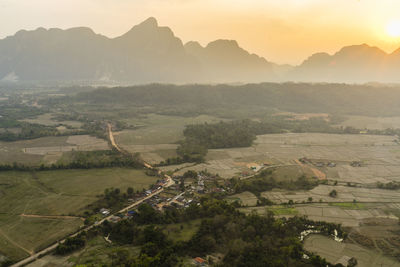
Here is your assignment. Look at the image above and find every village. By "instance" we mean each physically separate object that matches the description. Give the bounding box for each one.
[98,170,229,226]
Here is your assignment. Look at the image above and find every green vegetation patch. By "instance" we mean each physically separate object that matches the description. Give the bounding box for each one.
[268,206,299,215]
[226,191,258,206]
[162,219,202,242]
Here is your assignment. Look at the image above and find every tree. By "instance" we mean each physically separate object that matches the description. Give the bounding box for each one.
[348,257,358,267]
[127,187,134,196]
[329,190,338,198]
[183,170,198,178]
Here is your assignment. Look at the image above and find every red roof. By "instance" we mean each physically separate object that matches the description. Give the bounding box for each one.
[194,257,206,263]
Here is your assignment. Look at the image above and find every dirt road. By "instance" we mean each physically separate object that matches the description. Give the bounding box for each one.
[11,124,174,267]
[108,123,123,153]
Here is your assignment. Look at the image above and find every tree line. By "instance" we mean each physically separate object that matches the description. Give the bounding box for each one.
[0,151,143,172]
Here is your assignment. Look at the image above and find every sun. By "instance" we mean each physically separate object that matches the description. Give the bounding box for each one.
[386,20,400,38]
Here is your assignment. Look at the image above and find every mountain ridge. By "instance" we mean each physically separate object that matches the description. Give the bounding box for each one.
[1,17,399,83]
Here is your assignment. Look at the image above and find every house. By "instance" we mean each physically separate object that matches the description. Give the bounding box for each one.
[197,186,205,194]
[99,208,110,216]
[315,162,325,167]
[127,210,136,217]
[108,216,121,223]
[350,161,362,167]
[193,257,207,266]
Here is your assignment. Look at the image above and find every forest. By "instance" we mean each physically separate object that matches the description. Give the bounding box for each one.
[56,198,346,266]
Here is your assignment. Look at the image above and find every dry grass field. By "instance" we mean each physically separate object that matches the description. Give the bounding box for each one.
[226,191,258,206]
[338,115,400,130]
[171,133,400,183]
[0,168,157,262]
[304,235,400,267]
[0,135,110,165]
[262,185,400,204]
[21,113,83,128]
[115,114,225,163]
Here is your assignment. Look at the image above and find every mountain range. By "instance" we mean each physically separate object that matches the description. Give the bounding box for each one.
[0,17,399,84]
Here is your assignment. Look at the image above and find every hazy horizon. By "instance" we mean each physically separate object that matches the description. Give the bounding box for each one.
[1,0,400,64]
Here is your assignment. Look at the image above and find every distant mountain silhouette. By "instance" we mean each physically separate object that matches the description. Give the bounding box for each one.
[291,44,400,83]
[0,18,399,83]
[185,40,276,82]
[0,17,276,83]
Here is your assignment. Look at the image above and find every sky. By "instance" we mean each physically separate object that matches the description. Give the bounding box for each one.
[1,0,400,65]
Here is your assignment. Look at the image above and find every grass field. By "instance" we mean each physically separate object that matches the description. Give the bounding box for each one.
[162,219,201,242]
[117,114,224,146]
[170,133,400,183]
[21,113,83,128]
[226,191,258,206]
[0,135,109,165]
[239,205,299,216]
[304,234,400,267]
[338,115,400,130]
[0,168,157,262]
[115,114,225,163]
[262,185,400,204]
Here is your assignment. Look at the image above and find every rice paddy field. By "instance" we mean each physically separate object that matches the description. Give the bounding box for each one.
[262,185,400,204]
[338,115,400,130]
[0,135,110,165]
[115,114,226,163]
[21,113,83,128]
[0,168,157,262]
[168,133,400,183]
[304,235,400,267]
[226,191,258,206]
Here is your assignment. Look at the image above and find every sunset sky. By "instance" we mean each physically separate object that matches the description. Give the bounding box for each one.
[1,0,400,64]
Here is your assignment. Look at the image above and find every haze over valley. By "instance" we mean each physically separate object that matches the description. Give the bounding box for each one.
[2,1,400,267]
[2,17,400,84]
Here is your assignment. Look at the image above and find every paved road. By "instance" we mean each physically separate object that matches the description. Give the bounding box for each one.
[11,124,174,267]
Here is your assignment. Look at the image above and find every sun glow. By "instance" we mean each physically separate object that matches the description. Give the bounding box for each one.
[386,20,400,38]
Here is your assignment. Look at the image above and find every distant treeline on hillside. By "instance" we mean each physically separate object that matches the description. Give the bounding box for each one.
[71,83,400,117]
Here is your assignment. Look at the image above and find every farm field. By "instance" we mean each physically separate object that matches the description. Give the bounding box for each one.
[21,113,83,128]
[338,115,400,130]
[0,135,110,165]
[226,191,258,206]
[0,168,157,262]
[169,133,400,183]
[116,114,225,163]
[239,206,299,216]
[262,185,400,204]
[162,219,202,242]
[304,234,400,267]
[241,202,399,227]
